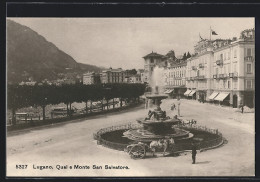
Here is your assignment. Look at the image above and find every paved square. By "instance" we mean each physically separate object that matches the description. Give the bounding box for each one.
[7,99,254,176]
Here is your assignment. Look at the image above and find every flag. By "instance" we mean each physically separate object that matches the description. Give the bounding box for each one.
[212,30,218,35]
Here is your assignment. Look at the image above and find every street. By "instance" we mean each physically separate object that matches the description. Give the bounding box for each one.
[7,99,254,176]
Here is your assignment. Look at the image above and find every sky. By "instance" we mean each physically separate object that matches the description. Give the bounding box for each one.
[8,18,254,69]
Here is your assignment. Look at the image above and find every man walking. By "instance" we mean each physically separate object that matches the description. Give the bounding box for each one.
[191,143,197,164]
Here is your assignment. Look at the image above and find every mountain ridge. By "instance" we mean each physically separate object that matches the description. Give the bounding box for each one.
[7,19,104,83]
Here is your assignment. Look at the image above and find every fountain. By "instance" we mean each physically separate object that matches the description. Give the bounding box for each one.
[123,66,192,142]
[94,66,224,156]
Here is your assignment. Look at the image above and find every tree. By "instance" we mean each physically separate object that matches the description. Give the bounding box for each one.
[183,52,187,60]
[187,52,191,59]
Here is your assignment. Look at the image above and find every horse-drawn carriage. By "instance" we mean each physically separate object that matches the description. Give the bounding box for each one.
[124,138,176,159]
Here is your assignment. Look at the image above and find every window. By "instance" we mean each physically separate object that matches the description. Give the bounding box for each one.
[247,64,252,73]
[234,49,237,58]
[246,80,252,89]
[150,58,154,63]
[247,48,251,56]
[220,54,223,60]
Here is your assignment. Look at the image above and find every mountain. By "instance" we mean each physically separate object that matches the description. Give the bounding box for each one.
[7,19,104,83]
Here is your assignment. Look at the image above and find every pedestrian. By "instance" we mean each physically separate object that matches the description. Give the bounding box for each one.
[177,98,181,117]
[241,105,244,114]
[191,142,197,164]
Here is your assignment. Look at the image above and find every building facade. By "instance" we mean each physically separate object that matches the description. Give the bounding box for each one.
[100,68,126,84]
[83,72,101,85]
[186,28,255,108]
[164,60,187,98]
[186,39,214,101]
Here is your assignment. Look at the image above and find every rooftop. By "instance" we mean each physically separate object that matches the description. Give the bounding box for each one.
[143,51,165,59]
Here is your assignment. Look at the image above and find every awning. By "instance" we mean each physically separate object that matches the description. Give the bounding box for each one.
[184,90,192,96]
[214,92,230,101]
[188,90,196,96]
[208,92,219,100]
[164,89,174,94]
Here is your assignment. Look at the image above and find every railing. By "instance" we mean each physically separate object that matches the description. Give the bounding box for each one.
[229,73,234,78]
[93,122,224,153]
[244,56,254,61]
[218,74,224,79]
[233,72,238,77]
[199,64,204,68]
[192,66,197,70]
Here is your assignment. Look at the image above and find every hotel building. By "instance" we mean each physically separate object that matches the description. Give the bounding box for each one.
[186,28,255,108]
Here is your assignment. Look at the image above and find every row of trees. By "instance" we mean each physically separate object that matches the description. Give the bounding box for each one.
[7,83,146,124]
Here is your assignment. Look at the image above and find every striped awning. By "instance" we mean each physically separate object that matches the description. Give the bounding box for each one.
[188,90,196,96]
[184,90,192,96]
[164,89,174,94]
[208,92,219,100]
[214,92,230,101]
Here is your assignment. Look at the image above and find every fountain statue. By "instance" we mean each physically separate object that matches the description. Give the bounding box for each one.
[123,66,192,141]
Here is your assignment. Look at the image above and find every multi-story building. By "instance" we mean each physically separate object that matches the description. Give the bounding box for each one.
[186,39,215,100]
[164,59,187,98]
[129,74,142,83]
[186,28,255,108]
[83,72,101,85]
[143,52,166,84]
[211,29,255,108]
[100,68,125,84]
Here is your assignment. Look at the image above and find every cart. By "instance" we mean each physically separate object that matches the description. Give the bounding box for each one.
[125,139,176,159]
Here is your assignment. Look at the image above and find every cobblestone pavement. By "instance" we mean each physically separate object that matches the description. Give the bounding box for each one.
[7,99,254,177]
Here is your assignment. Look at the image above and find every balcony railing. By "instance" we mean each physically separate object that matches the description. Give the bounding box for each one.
[192,66,197,70]
[216,60,223,65]
[223,73,228,78]
[244,56,254,61]
[213,74,218,79]
[199,64,204,68]
[229,72,238,78]
[218,74,224,79]
[190,77,194,81]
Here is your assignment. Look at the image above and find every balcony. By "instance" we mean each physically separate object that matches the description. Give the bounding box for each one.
[199,64,204,68]
[223,73,228,78]
[218,74,224,79]
[244,56,254,61]
[190,77,194,81]
[229,72,238,78]
[186,77,190,81]
[216,60,223,66]
[192,66,197,70]
[213,74,218,79]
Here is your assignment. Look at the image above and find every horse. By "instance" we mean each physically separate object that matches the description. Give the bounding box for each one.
[150,138,175,156]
